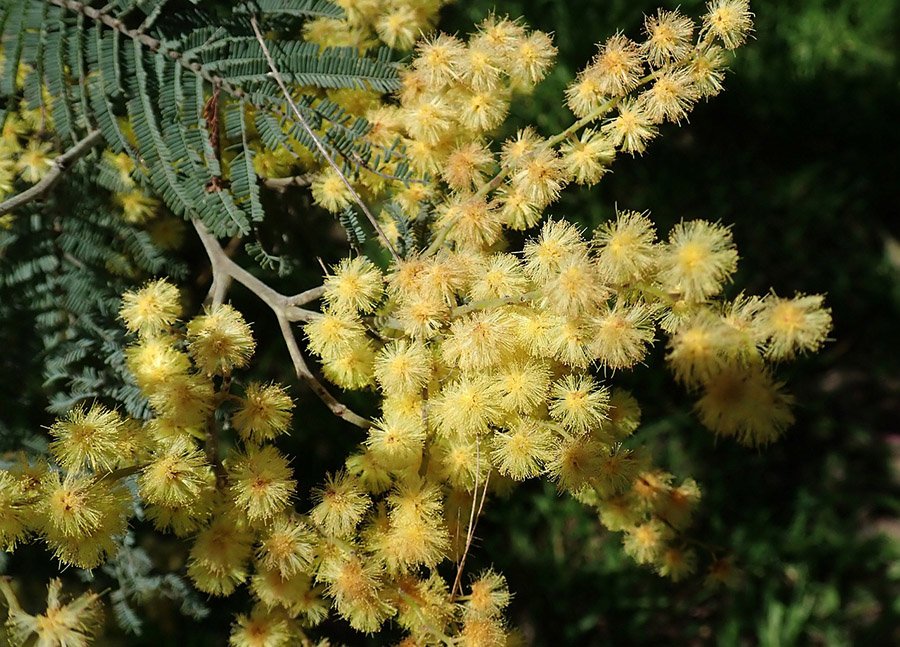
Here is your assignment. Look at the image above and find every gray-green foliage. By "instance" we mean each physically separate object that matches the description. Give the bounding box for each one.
[0,0,401,236]
[95,531,210,636]
[0,0,403,439]
[0,176,183,446]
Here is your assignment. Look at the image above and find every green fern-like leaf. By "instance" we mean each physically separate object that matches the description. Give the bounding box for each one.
[0,0,401,237]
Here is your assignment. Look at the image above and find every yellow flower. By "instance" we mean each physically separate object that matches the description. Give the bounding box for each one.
[382,479,449,571]
[463,570,510,620]
[366,413,426,469]
[442,142,494,191]
[15,139,54,184]
[591,33,644,96]
[602,97,658,155]
[436,196,503,251]
[187,303,256,375]
[48,403,124,473]
[233,382,294,443]
[139,442,214,508]
[565,68,609,119]
[0,158,16,198]
[0,471,29,551]
[441,309,518,371]
[462,34,505,88]
[546,435,604,492]
[310,471,370,537]
[318,551,394,633]
[467,253,528,301]
[590,301,656,370]
[658,220,738,302]
[404,96,454,145]
[622,519,671,565]
[560,128,616,186]
[229,446,296,523]
[455,86,510,133]
[643,68,700,125]
[695,365,795,447]
[375,4,421,50]
[432,374,504,437]
[496,360,551,415]
[310,167,353,213]
[542,254,606,316]
[549,315,595,368]
[119,279,182,337]
[509,31,557,87]
[391,574,455,640]
[666,308,738,387]
[257,514,316,579]
[657,546,698,582]
[374,339,432,396]
[490,416,554,480]
[229,605,296,647]
[703,0,754,50]
[321,337,377,389]
[523,219,589,283]
[304,309,367,360]
[759,293,832,360]
[115,189,159,223]
[38,474,129,568]
[593,209,659,284]
[146,372,215,427]
[250,568,328,623]
[413,33,465,87]
[642,8,695,67]
[510,144,566,208]
[548,373,610,434]
[188,514,254,596]
[104,150,136,186]
[606,389,642,440]
[691,44,729,98]
[0,578,103,647]
[323,256,384,314]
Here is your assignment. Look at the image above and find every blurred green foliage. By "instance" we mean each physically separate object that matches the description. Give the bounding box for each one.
[438,0,900,644]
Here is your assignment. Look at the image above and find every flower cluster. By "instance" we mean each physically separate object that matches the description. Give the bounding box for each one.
[0,2,835,646]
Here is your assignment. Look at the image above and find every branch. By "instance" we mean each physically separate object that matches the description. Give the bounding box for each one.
[93,463,145,484]
[0,130,103,216]
[276,315,372,429]
[262,174,313,191]
[249,15,400,264]
[451,462,490,599]
[192,220,369,429]
[449,290,542,319]
[289,285,325,306]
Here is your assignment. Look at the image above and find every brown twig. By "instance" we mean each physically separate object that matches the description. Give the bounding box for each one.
[249,15,400,263]
[0,130,103,216]
[276,315,371,428]
[93,463,146,484]
[192,220,369,429]
[451,449,491,598]
[262,174,314,191]
[288,285,325,306]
